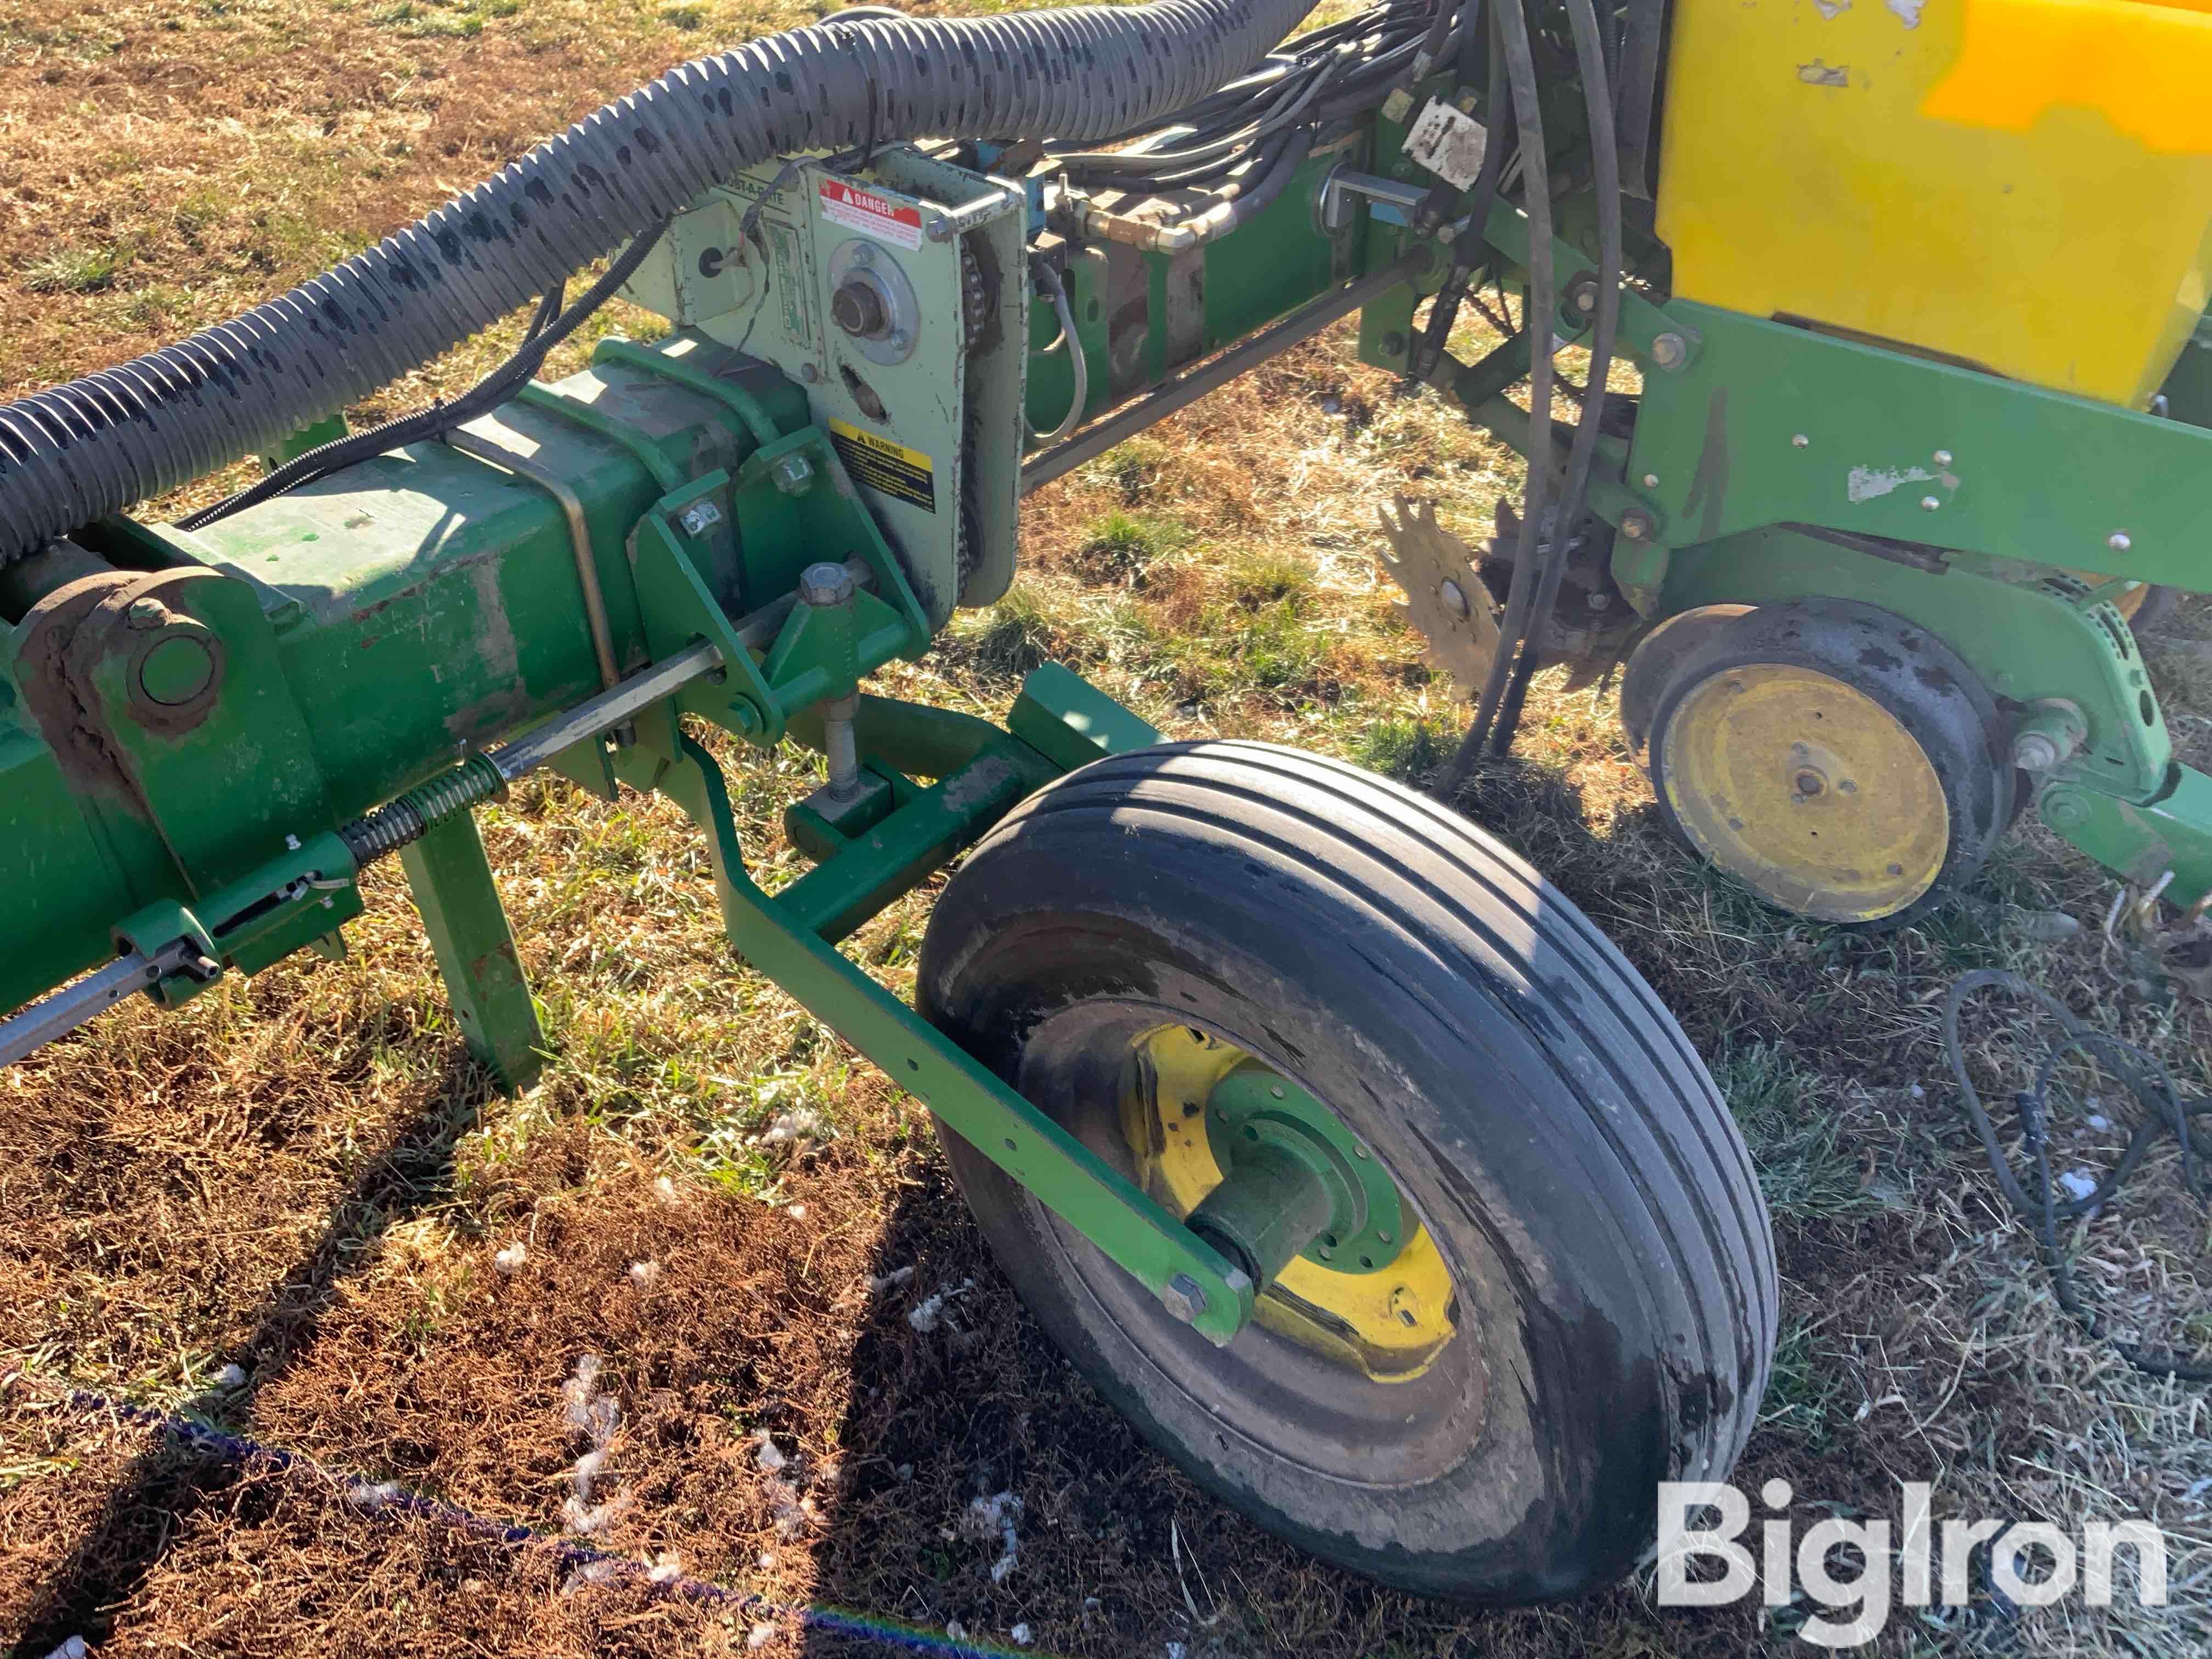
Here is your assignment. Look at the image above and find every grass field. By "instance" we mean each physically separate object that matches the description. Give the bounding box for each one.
[3,2,2210,1655]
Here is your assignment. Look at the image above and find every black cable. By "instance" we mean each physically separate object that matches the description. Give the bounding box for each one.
[1486,0,1620,753]
[1943,969,2212,1383]
[1431,0,1549,801]
[181,224,668,531]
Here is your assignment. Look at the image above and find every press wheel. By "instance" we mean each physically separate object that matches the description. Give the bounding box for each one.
[919,741,1776,1604]
[1646,600,2013,928]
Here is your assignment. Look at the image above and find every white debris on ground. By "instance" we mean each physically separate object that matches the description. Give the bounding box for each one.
[2058,1169,2100,1202]
[1165,1644,1188,1659]
[945,1621,968,1643]
[42,1635,88,1659]
[2087,1113,2113,1131]
[756,1432,815,1537]
[747,1621,778,1649]
[957,1491,1024,1584]
[760,1108,822,1149]
[212,1362,247,1390]
[494,1241,527,1272]
[786,1204,808,1221]
[757,1550,777,1570]
[649,1551,682,1583]
[1011,1622,1034,1646]
[908,1278,976,1334]
[866,1264,915,1296]
[654,1173,681,1205]
[1908,1084,1925,1101]
[560,1556,621,1595]
[629,1259,662,1286]
[343,1479,402,1510]
[561,1353,629,1537]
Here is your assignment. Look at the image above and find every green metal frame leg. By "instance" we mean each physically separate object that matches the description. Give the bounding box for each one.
[399,810,544,1092]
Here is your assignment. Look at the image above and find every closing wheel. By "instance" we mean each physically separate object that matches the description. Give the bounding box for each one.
[1618,603,1753,755]
[1646,600,2013,929]
[918,742,1776,1604]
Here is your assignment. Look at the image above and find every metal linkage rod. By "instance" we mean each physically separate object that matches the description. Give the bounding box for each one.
[0,939,202,1066]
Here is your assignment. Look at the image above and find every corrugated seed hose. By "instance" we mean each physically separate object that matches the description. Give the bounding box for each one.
[0,0,1317,566]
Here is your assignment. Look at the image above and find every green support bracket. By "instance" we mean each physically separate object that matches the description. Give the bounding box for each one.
[1008,662,1165,771]
[2041,765,2212,913]
[399,810,544,1093]
[607,721,1252,1343]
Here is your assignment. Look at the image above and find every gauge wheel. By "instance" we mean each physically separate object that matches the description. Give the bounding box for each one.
[1618,603,1754,755]
[1646,599,2014,929]
[918,741,1776,1604]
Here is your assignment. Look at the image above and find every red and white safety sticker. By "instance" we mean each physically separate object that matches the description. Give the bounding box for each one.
[818,178,924,250]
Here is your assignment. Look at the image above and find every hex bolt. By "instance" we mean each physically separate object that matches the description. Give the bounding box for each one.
[1932,449,1954,467]
[926,215,953,242]
[1160,1273,1208,1325]
[2013,730,2064,772]
[1791,433,1810,449]
[1618,507,1656,542]
[2109,531,2133,553]
[678,499,724,537]
[1920,495,1942,512]
[1642,472,1660,488]
[772,453,815,496]
[1649,332,1688,370]
[799,561,855,609]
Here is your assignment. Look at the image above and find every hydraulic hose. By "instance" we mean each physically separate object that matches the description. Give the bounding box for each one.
[0,0,1318,566]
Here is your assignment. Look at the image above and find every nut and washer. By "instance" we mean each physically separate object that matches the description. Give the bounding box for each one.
[798,560,855,607]
[1159,1273,1208,1324]
[678,500,724,537]
[1618,507,1656,542]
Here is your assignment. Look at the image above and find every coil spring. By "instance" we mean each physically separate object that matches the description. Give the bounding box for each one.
[340,751,506,866]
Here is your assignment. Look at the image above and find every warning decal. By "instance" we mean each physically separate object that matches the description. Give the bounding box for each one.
[830,416,936,513]
[818,178,924,250]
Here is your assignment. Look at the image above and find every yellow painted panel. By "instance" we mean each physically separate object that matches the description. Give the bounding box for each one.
[1656,0,2212,405]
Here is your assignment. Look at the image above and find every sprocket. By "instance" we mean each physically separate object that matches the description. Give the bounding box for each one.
[1376,495,1499,702]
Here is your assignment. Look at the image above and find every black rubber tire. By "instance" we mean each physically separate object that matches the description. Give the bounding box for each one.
[1646,599,2016,932]
[1617,603,1754,757]
[917,741,1776,1605]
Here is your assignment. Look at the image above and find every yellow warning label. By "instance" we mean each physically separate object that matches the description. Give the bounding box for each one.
[828,416,935,514]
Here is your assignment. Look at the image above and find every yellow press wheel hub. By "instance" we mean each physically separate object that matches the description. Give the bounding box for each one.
[1657,662,1949,924]
[1120,1025,1457,1383]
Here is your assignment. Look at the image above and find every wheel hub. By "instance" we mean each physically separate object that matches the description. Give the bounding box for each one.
[1123,1025,1456,1381]
[1660,662,1949,922]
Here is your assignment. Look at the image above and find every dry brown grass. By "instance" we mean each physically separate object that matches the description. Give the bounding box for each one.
[4,2,2211,1655]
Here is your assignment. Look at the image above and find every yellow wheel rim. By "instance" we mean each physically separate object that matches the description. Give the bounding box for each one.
[1119,1025,1457,1383]
[1659,662,1948,923]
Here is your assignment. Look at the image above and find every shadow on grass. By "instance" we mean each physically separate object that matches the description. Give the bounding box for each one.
[12,1056,501,1654]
